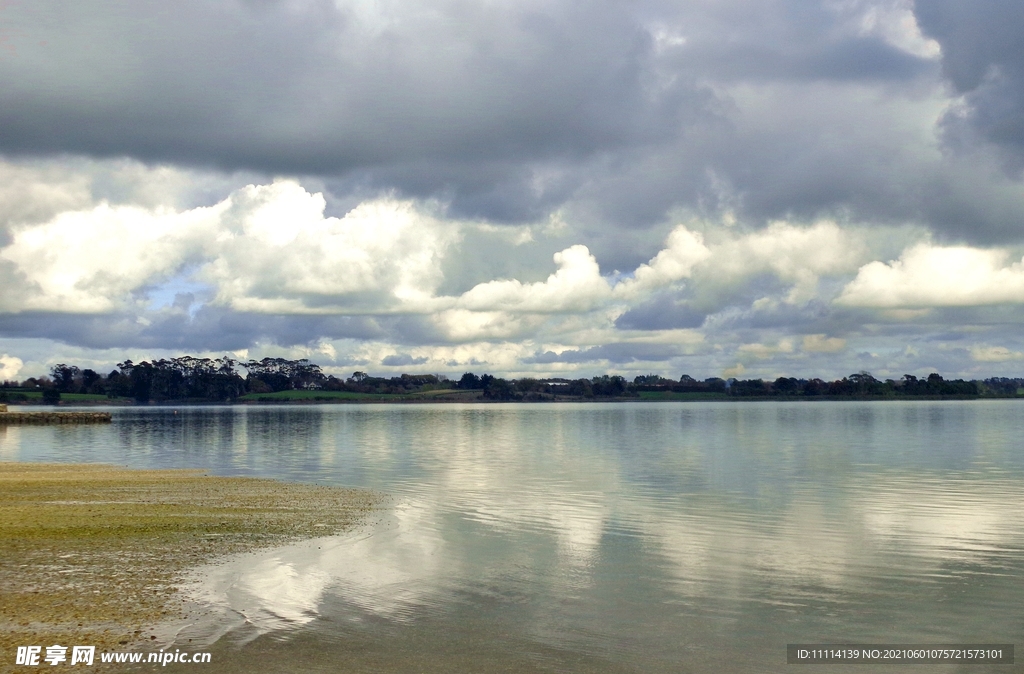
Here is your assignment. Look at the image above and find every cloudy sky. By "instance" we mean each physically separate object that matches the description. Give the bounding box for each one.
[2,0,1024,382]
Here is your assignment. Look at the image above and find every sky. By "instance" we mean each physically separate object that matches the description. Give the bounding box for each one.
[2,0,1024,382]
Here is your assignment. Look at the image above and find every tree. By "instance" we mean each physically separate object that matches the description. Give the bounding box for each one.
[458,372,482,389]
[515,378,543,394]
[483,377,517,400]
[848,371,880,395]
[802,378,827,396]
[81,369,101,393]
[704,378,727,391]
[568,379,593,397]
[773,377,800,394]
[106,370,131,398]
[592,375,628,396]
[244,358,324,392]
[50,364,80,393]
[119,360,154,403]
[730,379,768,396]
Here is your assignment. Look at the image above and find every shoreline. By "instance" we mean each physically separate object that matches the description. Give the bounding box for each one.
[1,393,1002,408]
[0,463,382,670]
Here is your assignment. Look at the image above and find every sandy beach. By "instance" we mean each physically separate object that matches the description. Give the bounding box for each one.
[0,462,381,671]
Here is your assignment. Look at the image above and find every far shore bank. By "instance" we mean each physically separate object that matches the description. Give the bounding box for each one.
[0,393,1002,408]
[0,463,382,671]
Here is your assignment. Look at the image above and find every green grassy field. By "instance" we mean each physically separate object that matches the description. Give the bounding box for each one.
[238,387,486,402]
[2,388,734,405]
[410,388,481,398]
[1,391,120,403]
[636,391,729,401]
[239,390,388,401]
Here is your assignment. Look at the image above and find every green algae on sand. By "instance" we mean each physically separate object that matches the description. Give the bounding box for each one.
[0,462,381,670]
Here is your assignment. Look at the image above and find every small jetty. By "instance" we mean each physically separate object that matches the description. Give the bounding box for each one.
[0,404,112,424]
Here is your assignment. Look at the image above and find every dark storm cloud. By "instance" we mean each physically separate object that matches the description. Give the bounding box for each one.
[681,32,928,84]
[915,0,1024,168]
[325,158,588,225]
[0,0,957,231]
[0,0,686,171]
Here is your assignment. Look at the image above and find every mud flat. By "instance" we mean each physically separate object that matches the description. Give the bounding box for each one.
[0,463,382,670]
[0,404,111,424]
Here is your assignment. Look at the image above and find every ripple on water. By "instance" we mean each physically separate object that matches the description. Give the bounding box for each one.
[5,401,1024,673]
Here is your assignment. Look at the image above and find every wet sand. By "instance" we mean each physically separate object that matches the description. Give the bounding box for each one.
[0,463,381,670]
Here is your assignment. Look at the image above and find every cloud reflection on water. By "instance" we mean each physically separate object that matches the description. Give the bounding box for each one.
[5,402,1024,665]
[177,404,1024,647]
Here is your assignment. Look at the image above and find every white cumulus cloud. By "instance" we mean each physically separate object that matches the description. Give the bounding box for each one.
[738,339,794,359]
[698,220,867,304]
[969,345,1024,362]
[0,354,23,381]
[1,202,220,312]
[614,226,712,298]
[803,334,847,353]
[837,244,1024,308]
[456,245,611,314]
[0,180,460,315]
[202,183,459,313]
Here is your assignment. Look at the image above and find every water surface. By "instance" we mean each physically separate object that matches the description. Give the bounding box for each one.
[3,401,1022,672]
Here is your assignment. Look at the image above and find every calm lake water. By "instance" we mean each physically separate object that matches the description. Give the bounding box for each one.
[3,401,1023,673]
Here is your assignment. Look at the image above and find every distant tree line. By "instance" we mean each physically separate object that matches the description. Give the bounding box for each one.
[3,357,314,403]
[1,357,1020,403]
